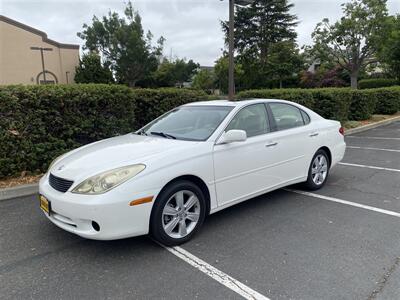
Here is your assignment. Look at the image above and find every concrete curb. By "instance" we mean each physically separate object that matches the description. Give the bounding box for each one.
[0,183,38,201]
[345,115,400,136]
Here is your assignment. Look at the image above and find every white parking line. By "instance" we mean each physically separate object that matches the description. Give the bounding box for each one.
[346,136,400,141]
[347,146,400,153]
[338,162,400,173]
[286,189,400,218]
[160,244,270,300]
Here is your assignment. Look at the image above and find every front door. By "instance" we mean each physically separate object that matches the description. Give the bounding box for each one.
[213,103,282,207]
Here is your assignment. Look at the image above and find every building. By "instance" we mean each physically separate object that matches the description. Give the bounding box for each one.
[0,15,79,85]
[307,59,321,74]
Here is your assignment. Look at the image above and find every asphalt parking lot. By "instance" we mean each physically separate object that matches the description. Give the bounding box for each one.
[1,121,400,300]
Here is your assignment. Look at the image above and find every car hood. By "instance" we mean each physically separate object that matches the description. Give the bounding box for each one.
[50,134,196,180]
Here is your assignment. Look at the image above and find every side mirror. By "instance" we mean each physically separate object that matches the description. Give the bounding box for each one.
[218,130,247,144]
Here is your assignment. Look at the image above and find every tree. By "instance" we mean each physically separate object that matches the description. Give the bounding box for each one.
[379,15,400,80]
[222,0,297,66]
[192,69,215,93]
[221,0,298,90]
[74,52,114,84]
[300,66,347,88]
[268,41,304,88]
[146,58,200,87]
[77,1,164,87]
[214,56,244,93]
[152,59,176,87]
[173,59,199,87]
[311,0,390,89]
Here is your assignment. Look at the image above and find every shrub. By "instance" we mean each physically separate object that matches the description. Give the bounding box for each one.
[237,86,400,121]
[0,85,207,178]
[348,90,377,120]
[365,87,400,115]
[133,88,208,128]
[237,88,351,121]
[358,78,399,89]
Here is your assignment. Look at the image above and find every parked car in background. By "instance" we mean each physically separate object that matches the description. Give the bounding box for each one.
[39,99,346,245]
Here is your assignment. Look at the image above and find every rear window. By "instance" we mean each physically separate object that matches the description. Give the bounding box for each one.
[269,103,305,131]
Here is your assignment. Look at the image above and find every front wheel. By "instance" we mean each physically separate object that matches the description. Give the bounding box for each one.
[304,150,330,190]
[150,180,206,246]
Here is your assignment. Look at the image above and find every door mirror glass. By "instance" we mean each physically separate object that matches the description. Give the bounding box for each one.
[219,130,247,144]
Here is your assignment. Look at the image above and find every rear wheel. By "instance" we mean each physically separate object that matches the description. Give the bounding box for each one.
[304,149,330,190]
[150,180,206,246]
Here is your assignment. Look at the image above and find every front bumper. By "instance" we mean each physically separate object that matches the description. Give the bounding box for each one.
[39,174,159,240]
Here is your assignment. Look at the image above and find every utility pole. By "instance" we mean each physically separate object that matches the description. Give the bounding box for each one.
[223,0,254,100]
[228,0,235,101]
[30,47,53,84]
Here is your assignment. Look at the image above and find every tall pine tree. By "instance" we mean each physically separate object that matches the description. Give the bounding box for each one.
[221,0,299,89]
[223,0,298,66]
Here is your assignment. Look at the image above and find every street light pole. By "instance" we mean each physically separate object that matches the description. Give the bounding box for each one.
[228,0,235,101]
[224,0,254,100]
[30,47,53,84]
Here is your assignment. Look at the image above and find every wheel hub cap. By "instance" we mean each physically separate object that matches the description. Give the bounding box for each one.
[162,190,200,239]
[311,154,328,185]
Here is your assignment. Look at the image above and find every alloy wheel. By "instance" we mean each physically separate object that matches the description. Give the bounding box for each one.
[311,154,328,185]
[162,190,200,239]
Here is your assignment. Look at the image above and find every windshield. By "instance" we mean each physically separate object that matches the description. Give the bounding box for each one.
[139,105,233,141]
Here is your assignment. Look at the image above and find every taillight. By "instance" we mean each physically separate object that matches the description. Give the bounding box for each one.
[339,127,345,136]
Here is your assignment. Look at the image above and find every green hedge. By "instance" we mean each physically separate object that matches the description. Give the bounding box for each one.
[133,88,208,129]
[1,84,399,179]
[237,87,400,121]
[361,87,400,115]
[358,78,399,89]
[0,85,207,178]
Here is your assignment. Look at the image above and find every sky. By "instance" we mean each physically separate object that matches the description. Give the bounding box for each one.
[2,0,400,66]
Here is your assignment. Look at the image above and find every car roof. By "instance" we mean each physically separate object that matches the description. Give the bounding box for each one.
[183,99,294,108]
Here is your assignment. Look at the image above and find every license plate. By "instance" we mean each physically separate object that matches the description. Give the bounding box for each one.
[39,195,51,215]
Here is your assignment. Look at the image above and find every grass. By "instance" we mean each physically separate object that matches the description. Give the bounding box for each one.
[0,173,43,189]
[343,113,400,130]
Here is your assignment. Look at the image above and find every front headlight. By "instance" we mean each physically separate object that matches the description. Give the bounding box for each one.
[71,164,146,195]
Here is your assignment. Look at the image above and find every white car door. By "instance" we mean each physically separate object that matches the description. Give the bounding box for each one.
[213,103,283,207]
[265,102,315,181]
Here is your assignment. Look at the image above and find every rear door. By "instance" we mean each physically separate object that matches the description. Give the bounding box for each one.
[265,102,315,180]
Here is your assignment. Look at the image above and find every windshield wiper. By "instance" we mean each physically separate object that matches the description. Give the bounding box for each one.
[150,131,176,139]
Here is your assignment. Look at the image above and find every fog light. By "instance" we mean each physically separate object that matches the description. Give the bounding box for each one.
[92,221,100,232]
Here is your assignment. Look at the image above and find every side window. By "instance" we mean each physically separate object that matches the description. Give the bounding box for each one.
[226,104,270,138]
[269,103,305,131]
[300,110,311,125]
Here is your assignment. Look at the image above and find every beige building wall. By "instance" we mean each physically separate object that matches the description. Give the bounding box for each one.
[0,15,79,85]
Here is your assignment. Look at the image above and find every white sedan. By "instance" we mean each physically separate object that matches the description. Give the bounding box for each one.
[39,99,346,245]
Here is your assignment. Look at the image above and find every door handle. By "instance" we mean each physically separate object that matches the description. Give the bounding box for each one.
[265,142,278,147]
[309,132,319,137]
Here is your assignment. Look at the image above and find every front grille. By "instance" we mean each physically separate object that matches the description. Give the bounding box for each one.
[49,173,74,193]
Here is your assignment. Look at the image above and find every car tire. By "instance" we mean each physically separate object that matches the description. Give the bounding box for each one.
[304,149,330,191]
[150,180,206,246]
